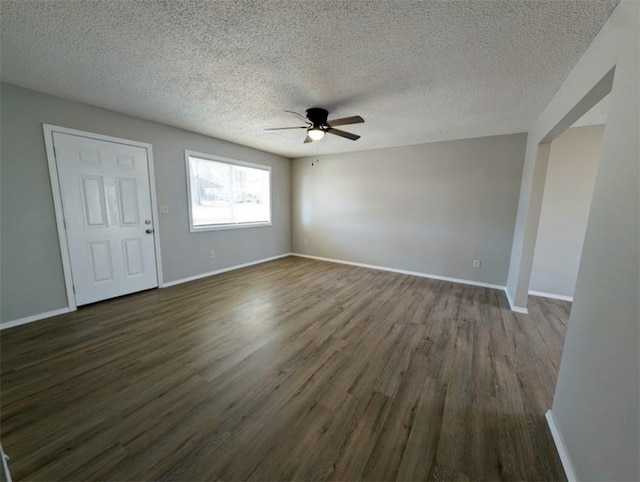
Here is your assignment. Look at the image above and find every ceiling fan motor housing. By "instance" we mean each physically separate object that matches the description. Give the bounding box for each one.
[306,107,329,128]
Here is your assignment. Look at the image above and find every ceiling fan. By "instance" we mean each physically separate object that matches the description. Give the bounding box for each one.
[265,108,364,143]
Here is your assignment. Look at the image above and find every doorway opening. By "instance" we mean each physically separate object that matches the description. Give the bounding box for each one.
[528,95,609,304]
[507,66,616,313]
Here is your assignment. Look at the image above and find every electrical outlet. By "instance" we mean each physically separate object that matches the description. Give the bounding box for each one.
[304,238,308,245]
[210,249,216,259]
[159,204,169,214]
[473,260,481,269]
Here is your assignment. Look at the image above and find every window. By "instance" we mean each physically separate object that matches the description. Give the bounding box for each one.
[186,151,271,231]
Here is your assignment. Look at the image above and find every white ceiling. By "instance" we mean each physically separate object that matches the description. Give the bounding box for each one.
[1,0,618,158]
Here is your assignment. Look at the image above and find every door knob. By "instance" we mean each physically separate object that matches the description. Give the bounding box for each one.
[146,229,154,234]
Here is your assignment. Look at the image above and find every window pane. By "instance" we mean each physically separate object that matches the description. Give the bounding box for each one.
[188,154,271,229]
[232,165,270,224]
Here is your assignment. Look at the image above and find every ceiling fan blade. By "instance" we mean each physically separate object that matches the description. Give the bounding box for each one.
[304,135,313,143]
[327,127,360,141]
[264,126,308,130]
[285,110,311,123]
[327,115,364,127]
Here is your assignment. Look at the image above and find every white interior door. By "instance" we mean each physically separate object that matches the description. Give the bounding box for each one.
[53,132,158,306]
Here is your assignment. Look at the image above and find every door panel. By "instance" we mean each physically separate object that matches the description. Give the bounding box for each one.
[81,175,108,227]
[122,238,144,277]
[88,241,114,282]
[77,148,101,165]
[116,178,140,226]
[53,132,158,306]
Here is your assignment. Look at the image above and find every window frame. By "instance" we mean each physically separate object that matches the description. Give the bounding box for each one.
[184,149,273,232]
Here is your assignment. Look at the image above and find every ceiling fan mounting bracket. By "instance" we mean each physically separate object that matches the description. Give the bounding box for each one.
[305,107,329,126]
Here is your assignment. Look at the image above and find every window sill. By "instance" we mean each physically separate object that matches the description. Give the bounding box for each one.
[190,222,272,233]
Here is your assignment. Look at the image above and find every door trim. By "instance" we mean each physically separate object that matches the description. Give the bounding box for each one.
[42,124,164,311]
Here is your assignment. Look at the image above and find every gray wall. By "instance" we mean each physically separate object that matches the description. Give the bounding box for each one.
[291,134,526,286]
[551,2,639,478]
[0,83,291,323]
[529,125,603,298]
[505,0,638,479]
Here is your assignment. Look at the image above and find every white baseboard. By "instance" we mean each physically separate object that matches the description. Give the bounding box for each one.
[291,253,506,291]
[161,253,292,288]
[1,254,525,329]
[529,290,574,302]
[546,410,577,482]
[0,255,292,329]
[504,288,529,314]
[1,441,12,482]
[0,444,11,482]
[0,306,73,331]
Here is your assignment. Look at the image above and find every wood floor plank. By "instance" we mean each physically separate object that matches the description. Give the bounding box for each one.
[395,375,446,481]
[0,257,567,481]
[361,352,431,481]
[328,391,392,481]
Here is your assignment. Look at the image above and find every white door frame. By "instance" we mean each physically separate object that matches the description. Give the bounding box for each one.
[42,124,164,311]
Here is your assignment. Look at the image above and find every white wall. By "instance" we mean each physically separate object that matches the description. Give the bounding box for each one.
[0,84,291,323]
[529,125,603,299]
[291,133,526,286]
[506,1,638,479]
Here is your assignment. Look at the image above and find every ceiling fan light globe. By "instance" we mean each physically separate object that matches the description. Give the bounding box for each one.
[308,128,325,141]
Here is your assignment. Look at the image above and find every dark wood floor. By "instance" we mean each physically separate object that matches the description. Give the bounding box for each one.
[0,256,569,481]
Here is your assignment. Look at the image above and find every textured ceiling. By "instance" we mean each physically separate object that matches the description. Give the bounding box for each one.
[1,0,618,158]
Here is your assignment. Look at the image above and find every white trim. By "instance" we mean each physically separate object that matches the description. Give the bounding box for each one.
[190,221,273,232]
[42,124,164,311]
[1,254,291,327]
[0,307,72,331]
[1,441,12,482]
[184,149,273,233]
[291,253,506,290]
[546,410,577,482]
[43,124,157,150]
[145,143,164,287]
[292,253,531,314]
[529,290,573,302]
[505,288,529,314]
[161,253,291,288]
[43,125,78,311]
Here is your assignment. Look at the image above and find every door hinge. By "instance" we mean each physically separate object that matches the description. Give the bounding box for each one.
[63,218,67,229]
[72,285,76,293]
